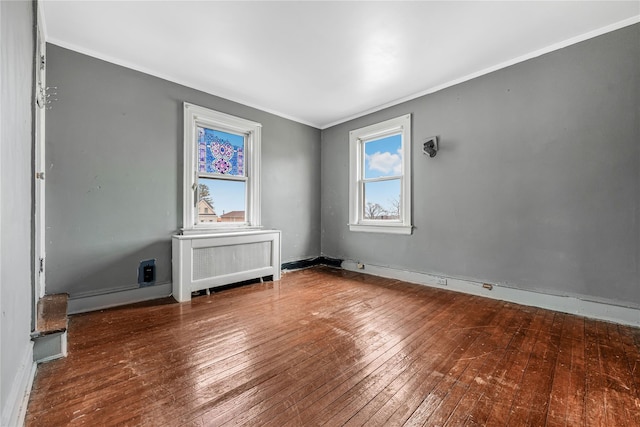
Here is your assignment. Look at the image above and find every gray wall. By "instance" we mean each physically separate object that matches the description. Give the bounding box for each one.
[45,44,321,297]
[321,24,640,307]
[1,0,35,423]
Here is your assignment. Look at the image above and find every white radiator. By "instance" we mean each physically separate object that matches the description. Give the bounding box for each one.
[172,230,281,302]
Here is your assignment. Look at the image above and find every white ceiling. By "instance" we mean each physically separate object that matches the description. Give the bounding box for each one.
[41,1,639,129]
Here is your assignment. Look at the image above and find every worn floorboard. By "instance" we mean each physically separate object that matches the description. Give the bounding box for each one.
[26,267,640,426]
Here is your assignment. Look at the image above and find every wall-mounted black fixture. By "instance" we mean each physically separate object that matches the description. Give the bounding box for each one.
[138,259,156,287]
[423,136,438,157]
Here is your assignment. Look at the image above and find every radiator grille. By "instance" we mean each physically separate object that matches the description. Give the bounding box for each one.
[192,241,272,281]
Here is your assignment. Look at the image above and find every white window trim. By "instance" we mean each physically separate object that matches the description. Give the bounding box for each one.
[183,102,262,233]
[349,114,412,235]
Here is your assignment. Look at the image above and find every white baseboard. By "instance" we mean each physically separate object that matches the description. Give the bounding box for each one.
[342,261,640,327]
[68,282,172,314]
[1,343,36,427]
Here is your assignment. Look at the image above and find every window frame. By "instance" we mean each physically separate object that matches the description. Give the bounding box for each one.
[348,114,412,235]
[183,102,262,233]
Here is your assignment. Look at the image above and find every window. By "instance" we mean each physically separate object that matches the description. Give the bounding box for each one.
[349,114,412,234]
[183,103,261,231]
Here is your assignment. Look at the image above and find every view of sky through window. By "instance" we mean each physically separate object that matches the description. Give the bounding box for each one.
[363,134,402,219]
[198,178,246,219]
[364,134,402,178]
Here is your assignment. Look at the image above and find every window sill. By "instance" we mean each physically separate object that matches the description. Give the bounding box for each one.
[180,225,263,236]
[348,224,413,235]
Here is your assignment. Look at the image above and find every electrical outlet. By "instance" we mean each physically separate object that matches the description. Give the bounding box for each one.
[435,276,447,286]
[143,265,154,282]
[138,259,156,287]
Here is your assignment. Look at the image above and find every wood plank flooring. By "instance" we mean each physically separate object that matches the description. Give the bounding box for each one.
[26,267,640,426]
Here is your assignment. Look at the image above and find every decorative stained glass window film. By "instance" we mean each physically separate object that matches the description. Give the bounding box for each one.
[197,126,245,176]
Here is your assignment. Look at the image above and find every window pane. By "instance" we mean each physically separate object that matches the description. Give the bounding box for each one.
[364,133,402,179]
[198,127,245,176]
[363,179,401,220]
[197,178,246,223]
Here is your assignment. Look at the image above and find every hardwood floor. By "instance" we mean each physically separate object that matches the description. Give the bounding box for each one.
[26,267,640,426]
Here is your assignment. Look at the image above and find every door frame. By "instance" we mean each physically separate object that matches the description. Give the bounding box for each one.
[34,2,47,308]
